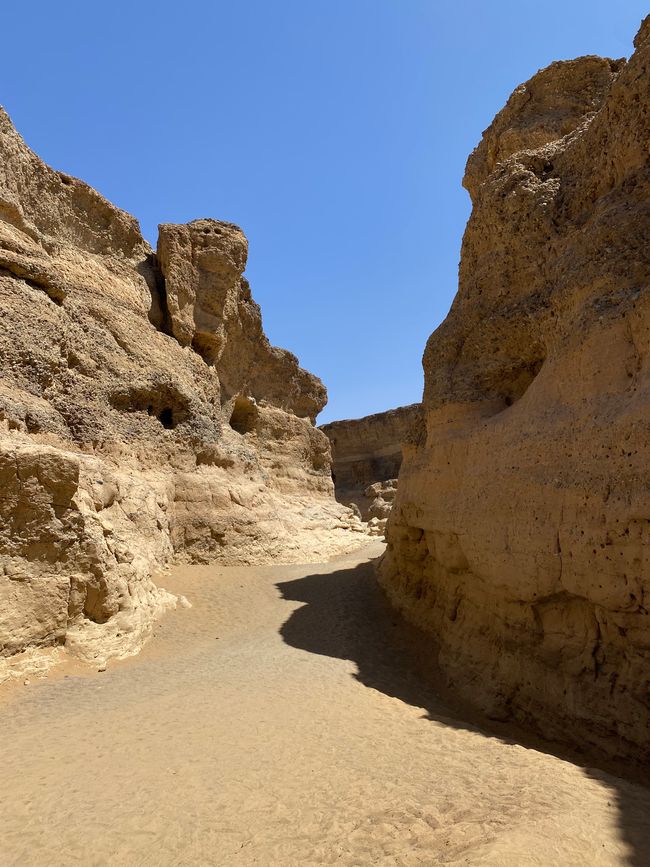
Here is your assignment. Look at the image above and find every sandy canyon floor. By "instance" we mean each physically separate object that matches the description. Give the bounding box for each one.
[1,543,649,866]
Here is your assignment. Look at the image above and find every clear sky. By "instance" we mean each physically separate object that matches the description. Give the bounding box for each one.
[1,2,645,422]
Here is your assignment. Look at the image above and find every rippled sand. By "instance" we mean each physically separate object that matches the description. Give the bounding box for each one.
[2,543,649,866]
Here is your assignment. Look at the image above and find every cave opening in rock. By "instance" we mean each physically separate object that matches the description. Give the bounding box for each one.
[497,354,546,409]
[229,396,258,435]
[110,385,189,429]
[159,407,175,429]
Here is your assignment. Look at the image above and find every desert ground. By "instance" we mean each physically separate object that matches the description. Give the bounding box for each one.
[2,542,649,867]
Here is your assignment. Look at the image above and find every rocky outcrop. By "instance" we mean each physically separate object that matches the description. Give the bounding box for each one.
[0,108,365,674]
[320,404,421,520]
[381,19,650,765]
[156,221,325,420]
[363,479,398,536]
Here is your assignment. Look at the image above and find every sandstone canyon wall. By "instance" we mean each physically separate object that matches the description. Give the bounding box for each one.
[381,19,650,764]
[320,404,421,521]
[0,108,365,672]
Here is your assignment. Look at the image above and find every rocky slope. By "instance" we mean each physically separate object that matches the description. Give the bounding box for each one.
[380,19,650,764]
[0,108,365,672]
[320,404,421,520]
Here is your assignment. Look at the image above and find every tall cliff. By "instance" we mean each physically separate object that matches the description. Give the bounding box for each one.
[0,109,365,672]
[380,19,650,763]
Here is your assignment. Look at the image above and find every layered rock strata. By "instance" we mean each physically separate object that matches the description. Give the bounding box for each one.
[381,20,650,764]
[320,404,421,520]
[0,108,365,672]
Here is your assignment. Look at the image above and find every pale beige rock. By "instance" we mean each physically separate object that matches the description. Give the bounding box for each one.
[381,19,650,765]
[363,478,398,535]
[0,107,365,672]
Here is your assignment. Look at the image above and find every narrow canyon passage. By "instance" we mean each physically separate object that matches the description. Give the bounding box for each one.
[1,544,649,867]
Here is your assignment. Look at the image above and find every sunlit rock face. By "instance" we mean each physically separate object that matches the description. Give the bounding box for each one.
[0,108,365,672]
[381,19,650,764]
[156,219,326,420]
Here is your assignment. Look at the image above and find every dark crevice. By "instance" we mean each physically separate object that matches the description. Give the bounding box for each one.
[158,407,174,429]
[138,254,172,336]
[24,276,64,306]
[0,266,64,305]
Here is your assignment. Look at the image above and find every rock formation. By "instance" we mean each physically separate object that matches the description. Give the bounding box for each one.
[380,19,650,764]
[0,108,365,673]
[364,479,397,522]
[320,404,421,521]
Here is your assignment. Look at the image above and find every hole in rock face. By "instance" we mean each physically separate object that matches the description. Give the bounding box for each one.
[109,384,189,429]
[523,154,556,181]
[496,355,546,410]
[229,396,258,435]
[159,407,174,429]
[191,333,222,366]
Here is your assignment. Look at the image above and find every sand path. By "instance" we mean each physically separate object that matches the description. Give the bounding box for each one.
[1,543,649,866]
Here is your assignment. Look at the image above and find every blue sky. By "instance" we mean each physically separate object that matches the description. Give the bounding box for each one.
[1,2,645,422]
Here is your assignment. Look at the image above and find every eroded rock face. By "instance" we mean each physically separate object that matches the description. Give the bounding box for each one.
[157,220,326,420]
[320,404,421,519]
[381,20,650,764]
[0,108,365,672]
[364,479,398,536]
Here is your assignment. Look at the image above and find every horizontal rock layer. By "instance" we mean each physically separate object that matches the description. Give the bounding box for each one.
[381,19,650,765]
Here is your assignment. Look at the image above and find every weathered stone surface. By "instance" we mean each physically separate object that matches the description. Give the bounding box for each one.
[320,404,421,519]
[0,107,365,672]
[157,220,326,420]
[381,19,650,764]
[364,479,398,536]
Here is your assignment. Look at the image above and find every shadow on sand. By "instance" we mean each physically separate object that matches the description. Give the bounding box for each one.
[276,554,650,867]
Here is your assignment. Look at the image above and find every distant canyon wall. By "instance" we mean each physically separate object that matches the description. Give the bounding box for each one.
[381,18,650,764]
[0,109,365,671]
[320,404,422,521]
